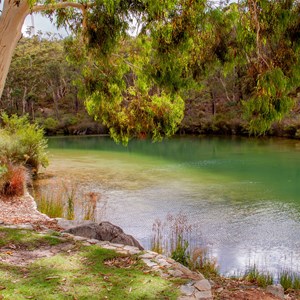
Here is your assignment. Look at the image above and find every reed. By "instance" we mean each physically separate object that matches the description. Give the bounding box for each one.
[35,180,76,220]
[83,192,99,221]
[279,270,300,291]
[244,265,273,288]
[151,212,219,277]
[36,193,64,218]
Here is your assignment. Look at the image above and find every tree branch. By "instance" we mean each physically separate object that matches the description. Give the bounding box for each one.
[31,2,93,33]
[31,2,88,13]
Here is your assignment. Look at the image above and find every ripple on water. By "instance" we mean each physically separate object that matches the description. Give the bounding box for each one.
[36,136,300,276]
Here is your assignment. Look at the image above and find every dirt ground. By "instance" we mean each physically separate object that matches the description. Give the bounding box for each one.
[211,276,299,300]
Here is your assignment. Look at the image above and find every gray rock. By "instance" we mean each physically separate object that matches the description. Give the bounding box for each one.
[180,284,195,296]
[266,284,284,300]
[142,258,158,268]
[168,269,184,277]
[64,221,144,250]
[139,252,157,259]
[174,263,204,280]
[194,290,213,300]
[87,239,100,244]
[73,235,88,241]
[194,279,211,291]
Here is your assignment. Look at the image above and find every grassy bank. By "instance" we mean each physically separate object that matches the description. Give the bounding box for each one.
[0,227,181,300]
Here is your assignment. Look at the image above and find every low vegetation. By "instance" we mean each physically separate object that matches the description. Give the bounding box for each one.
[0,227,62,248]
[0,113,48,197]
[244,265,274,288]
[151,213,219,279]
[279,271,300,291]
[34,180,103,222]
[0,227,181,300]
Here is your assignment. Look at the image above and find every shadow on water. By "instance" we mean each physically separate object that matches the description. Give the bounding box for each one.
[35,135,300,275]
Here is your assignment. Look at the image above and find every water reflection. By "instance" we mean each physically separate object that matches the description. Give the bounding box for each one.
[35,135,300,275]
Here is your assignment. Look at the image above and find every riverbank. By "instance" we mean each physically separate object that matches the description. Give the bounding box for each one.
[0,222,287,300]
[1,194,299,299]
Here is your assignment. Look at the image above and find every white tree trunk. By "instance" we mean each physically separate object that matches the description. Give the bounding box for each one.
[0,0,30,99]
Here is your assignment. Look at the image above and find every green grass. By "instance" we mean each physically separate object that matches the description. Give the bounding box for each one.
[0,227,62,249]
[244,265,273,288]
[36,194,64,219]
[279,271,300,291]
[0,228,180,300]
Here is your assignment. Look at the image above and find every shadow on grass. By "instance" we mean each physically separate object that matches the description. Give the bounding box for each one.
[0,245,180,300]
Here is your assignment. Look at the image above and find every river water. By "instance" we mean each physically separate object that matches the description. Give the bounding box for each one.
[35,135,300,276]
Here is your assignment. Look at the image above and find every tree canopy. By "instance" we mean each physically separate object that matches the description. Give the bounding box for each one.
[1,0,300,142]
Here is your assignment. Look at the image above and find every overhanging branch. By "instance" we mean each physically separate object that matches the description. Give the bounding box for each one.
[31,2,90,13]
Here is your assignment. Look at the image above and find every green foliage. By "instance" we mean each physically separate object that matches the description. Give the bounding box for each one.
[4,0,300,138]
[279,271,300,291]
[151,213,219,277]
[244,68,295,134]
[171,235,190,267]
[36,194,64,219]
[236,0,300,133]
[66,35,185,144]
[2,35,80,120]
[0,113,48,174]
[42,117,60,132]
[244,265,273,288]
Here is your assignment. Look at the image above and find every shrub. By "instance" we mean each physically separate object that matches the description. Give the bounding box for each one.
[0,163,28,197]
[0,113,48,175]
[42,117,60,134]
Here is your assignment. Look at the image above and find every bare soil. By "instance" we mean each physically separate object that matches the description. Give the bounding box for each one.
[0,193,60,230]
[211,276,300,300]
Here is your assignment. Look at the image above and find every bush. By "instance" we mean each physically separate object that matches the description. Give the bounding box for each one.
[0,113,48,175]
[0,163,28,197]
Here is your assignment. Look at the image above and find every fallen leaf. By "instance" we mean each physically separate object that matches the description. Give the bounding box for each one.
[0,287,5,291]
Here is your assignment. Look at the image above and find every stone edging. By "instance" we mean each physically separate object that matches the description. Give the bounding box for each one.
[1,224,213,300]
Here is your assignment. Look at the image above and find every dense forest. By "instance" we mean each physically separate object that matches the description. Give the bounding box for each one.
[1,1,300,141]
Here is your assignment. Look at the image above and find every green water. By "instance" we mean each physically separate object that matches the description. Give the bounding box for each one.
[39,135,300,275]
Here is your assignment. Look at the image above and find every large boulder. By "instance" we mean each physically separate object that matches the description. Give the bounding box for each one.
[64,221,144,250]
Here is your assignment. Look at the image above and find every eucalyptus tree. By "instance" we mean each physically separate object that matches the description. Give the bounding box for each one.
[234,0,300,133]
[1,34,75,118]
[0,0,211,142]
[0,0,157,98]
[64,0,214,143]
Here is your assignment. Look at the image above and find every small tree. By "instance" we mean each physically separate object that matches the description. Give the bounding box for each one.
[0,113,48,175]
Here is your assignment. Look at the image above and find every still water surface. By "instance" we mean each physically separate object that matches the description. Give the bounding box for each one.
[38,135,300,275]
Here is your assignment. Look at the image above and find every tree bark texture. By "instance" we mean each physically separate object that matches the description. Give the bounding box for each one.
[0,0,30,99]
